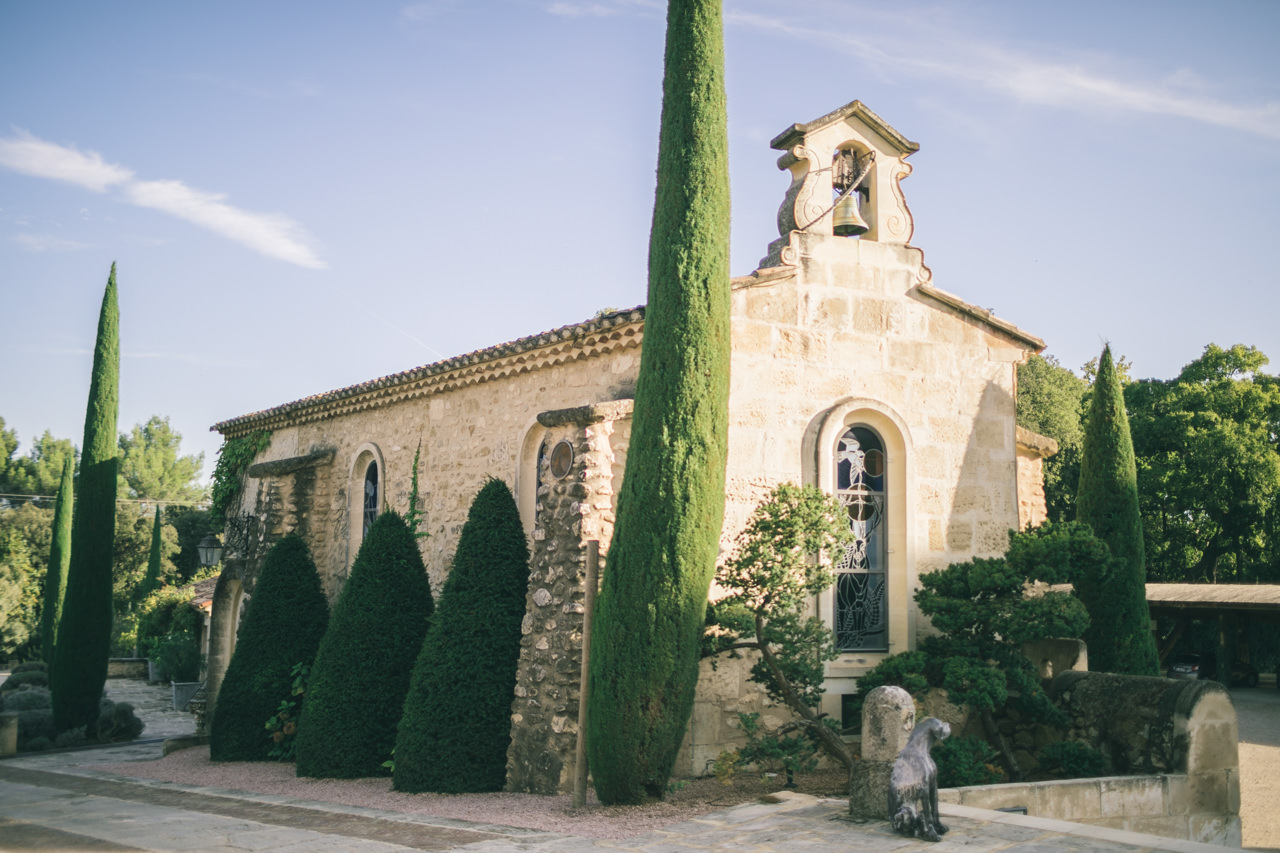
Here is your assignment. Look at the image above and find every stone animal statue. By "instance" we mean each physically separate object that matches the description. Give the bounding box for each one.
[887,716,951,842]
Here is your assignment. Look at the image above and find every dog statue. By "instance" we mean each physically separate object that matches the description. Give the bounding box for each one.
[888,716,951,842]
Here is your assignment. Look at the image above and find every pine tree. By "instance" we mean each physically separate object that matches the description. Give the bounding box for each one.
[52,264,120,733]
[393,478,530,793]
[294,512,434,778]
[1075,345,1160,675]
[135,505,164,604]
[211,535,329,761]
[586,0,731,804]
[42,455,74,664]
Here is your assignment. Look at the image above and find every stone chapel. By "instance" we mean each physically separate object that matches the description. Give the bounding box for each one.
[206,100,1057,793]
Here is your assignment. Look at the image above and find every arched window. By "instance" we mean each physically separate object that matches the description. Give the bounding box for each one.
[834,425,888,651]
[363,459,379,537]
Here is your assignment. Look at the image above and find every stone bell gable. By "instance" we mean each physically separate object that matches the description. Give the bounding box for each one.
[208,99,1055,793]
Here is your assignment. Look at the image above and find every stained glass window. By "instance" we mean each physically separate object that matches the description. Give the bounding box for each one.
[363,461,378,538]
[834,425,887,651]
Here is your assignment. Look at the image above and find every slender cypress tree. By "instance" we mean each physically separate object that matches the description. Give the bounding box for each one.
[211,534,329,761]
[135,505,164,604]
[1075,345,1160,675]
[295,512,434,778]
[586,0,731,804]
[393,478,530,793]
[53,264,120,734]
[41,455,74,664]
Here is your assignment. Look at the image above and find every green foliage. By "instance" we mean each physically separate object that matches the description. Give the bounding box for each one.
[135,586,203,681]
[1038,740,1107,779]
[42,456,73,664]
[135,506,165,604]
[586,0,731,805]
[405,441,429,541]
[211,535,329,762]
[1,668,48,693]
[0,527,40,658]
[0,429,77,498]
[166,507,216,585]
[295,512,434,779]
[117,416,206,502]
[1075,345,1160,676]
[53,264,120,734]
[733,712,822,781]
[394,479,529,793]
[1126,344,1280,584]
[934,735,1006,788]
[209,431,272,529]
[110,507,180,640]
[264,663,310,761]
[704,484,856,773]
[1016,354,1088,522]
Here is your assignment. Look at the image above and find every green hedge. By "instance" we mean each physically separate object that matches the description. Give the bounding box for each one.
[394,479,530,792]
[210,535,329,761]
[294,512,434,778]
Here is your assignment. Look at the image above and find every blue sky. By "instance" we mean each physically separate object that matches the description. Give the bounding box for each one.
[2,0,1277,485]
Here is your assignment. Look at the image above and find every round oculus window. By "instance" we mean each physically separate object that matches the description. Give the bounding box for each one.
[549,440,574,479]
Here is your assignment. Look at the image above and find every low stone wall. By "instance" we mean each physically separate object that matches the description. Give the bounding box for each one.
[939,772,1240,846]
[106,658,148,679]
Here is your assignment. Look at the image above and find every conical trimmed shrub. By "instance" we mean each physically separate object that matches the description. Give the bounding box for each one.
[1075,345,1160,676]
[210,535,329,761]
[295,512,433,778]
[42,456,74,665]
[587,0,731,803]
[135,506,164,604]
[53,264,119,733]
[394,478,530,793]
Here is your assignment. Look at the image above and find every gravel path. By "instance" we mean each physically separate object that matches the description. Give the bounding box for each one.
[1233,685,1280,851]
[91,746,849,841]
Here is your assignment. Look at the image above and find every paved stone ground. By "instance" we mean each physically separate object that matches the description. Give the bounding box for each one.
[0,677,1254,852]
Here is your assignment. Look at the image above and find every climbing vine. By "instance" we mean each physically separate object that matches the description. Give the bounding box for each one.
[209,430,273,528]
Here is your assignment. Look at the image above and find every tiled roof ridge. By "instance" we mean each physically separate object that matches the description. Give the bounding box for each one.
[212,305,645,436]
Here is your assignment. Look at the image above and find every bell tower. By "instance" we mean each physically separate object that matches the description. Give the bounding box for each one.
[761,100,920,268]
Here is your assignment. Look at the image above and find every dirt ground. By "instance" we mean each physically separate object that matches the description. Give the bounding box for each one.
[1233,685,1280,851]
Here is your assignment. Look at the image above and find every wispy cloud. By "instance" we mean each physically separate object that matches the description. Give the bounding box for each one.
[0,130,133,192]
[13,233,97,253]
[126,179,325,270]
[0,130,326,268]
[726,7,1280,141]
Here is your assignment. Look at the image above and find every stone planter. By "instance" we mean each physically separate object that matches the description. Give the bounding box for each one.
[0,711,18,756]
[172,681,203,711]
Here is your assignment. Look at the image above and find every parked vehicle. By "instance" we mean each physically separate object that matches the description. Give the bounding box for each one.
[1165,653,1260,687]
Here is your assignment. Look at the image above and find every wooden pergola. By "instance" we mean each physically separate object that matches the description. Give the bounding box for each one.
[1147,583,1280,665]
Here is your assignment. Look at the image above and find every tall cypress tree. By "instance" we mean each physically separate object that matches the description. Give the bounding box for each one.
[1075,345,1160,676]
[294,512,434,779]
[393,478,530,793]
[41,455,74,664]
[586,0,731,804]
[136,505,164,604]
[53,264,120,733]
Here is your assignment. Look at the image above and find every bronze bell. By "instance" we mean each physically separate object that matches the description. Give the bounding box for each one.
[832,193,869,236]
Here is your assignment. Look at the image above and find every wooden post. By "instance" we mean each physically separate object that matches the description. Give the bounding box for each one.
[572,540,599,808]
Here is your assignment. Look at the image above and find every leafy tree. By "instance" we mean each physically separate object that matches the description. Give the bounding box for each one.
[1,430,77,501]
[394,478,529,793]
[134,585,203,682]
[1075,345,1159,676]
[0,417,18,490]
[295,512,434,779]
[211,535,329,762]
[42,457,74,663]
[117,416,206,502]
[1017,354,1087,522]
[0,528,40,657]
[112,508,179,621]
[704,484,856,777]
[53,264,120,734]
[587,0,731,805]
[857,522,1102,778]
[166,507,216,585]
[1126,344,1280,584]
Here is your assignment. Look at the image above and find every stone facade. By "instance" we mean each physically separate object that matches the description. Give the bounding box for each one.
[210,100,1055,792]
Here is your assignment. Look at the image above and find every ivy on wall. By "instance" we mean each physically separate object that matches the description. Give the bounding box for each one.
[209,430,273,528]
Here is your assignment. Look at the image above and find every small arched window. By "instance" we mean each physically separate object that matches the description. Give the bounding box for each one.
[834,425,888,651]
[363,460,379,537]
